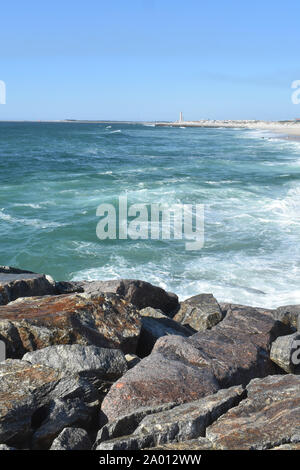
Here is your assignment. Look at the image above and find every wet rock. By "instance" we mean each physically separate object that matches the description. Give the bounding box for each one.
[206,374,300,450]
[102,305,290,421]
[173,294,223,332]
[270,332,300,373]
[0,292,141,358]
[0,266,55,306]
[23,344,128,385]
[71,279,179,316]
[94,402,178,448]
[273,304,300,330]
[136,307,192,357]
[50,427,92,450]
[0,359,98,447]
[97,386,244,450]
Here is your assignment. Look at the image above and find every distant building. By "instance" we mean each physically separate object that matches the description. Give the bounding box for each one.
[179,112,183,123]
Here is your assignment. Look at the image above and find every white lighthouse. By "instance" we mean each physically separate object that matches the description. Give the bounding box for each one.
[179,112,183,123]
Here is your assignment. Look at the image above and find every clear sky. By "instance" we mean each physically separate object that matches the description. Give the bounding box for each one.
[1,0,300,121]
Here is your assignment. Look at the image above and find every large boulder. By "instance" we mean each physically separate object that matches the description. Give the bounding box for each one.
[97,386,244,450]
[23,344,128,385]
[0,266,55,305]
[270,332,300,373]
[0,293,141,358]
[273,304,300,330]
[101,350,219,422]
[56,279,179,316]
[50,427,92,450]
[206,374,300,450]
[173,294,223,332]
[136,307,192,357]
[94,402,178,448]
[101,305,290,421]
[0,359,98,448]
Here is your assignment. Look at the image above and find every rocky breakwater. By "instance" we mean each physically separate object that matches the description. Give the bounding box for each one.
[0,266,299,450]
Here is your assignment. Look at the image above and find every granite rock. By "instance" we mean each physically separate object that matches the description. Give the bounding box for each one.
[206,374,300,450]
[102,305,290,421]
[0,266,55,306]
[50,427,92,450]
[136,307,192,357]
[173,294,223,332]
[0,292,141,358]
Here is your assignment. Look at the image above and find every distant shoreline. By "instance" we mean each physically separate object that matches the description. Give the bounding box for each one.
[1,119,300,139]
[155,119,300,139]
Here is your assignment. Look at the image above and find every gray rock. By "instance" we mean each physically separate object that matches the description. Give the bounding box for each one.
[32,399,94,449]
[0,266,55,306]
[153,438,213,450]
[270,332,300,373]
[23,344,128,384]
[97,432,158,450]
[271,443,300,450]
[102,305,291,421]
[173,294,223,332]
[135,385,244,443]
[55,281,84,295]
[97,386,245,450]
[273,304,300,330]
[94,402,178,448]
[206,374,300,450]
[137,307,192,357]
[50,427,92,450]
[0,359,98,447]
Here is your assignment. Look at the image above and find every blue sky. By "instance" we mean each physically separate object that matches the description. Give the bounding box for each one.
[1,0,300,121]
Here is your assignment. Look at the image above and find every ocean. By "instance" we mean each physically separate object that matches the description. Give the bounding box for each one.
[0,121,300,308]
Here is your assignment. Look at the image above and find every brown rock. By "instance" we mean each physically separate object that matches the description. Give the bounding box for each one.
[101,351,219,422]
[0,266,55,305]
[206,374,300,450]
[101,305,291,421]
[174,294,223,332]
[65,279,179,316]
[0,293,141,358]
[98,386,245,450]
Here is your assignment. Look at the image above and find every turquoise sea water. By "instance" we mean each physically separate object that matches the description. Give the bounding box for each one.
[0,122,300,308]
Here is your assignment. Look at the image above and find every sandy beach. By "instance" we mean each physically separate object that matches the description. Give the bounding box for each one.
[155,120,300,139]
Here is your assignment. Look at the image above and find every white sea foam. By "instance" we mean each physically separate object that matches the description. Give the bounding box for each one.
[0,209,66,229]
[12,203,42,209]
